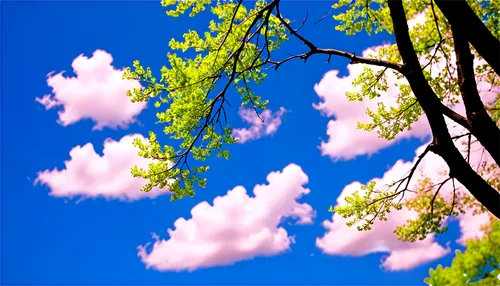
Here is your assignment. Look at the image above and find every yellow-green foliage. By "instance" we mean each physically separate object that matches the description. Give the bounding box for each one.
[125,0,499,245]
[331,0,499,242]
[123,0,288,200]
[425,219,500,285]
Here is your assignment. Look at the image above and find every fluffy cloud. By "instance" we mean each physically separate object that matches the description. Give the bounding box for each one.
[35,134,170,201]
[36,50,145,130]
[313,48,432,161]
[456,211,493,245]
[232,107,287,143]
[316,147,450,271]
[316,114,498,270]
[314,25,499,267]
[138,164,315,272]
[314,46,497,161]
[312,12,435,161]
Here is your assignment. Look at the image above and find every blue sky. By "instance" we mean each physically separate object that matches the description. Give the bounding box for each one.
[1,1,477,285]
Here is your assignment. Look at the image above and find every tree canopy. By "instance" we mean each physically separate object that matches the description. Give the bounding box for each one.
[425,219,500,285]
[124,0,500,245]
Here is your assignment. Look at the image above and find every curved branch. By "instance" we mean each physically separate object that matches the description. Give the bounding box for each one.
[451,23,500,166]
[439,104,472,129]
[274,2,403,73]
[434,0,500,76]
[388,0,500,219]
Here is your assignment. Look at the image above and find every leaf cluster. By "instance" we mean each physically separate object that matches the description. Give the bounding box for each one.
[123,0,288,199]
[425,219,500,286]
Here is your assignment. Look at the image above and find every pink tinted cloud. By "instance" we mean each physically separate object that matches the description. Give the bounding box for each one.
[138,164,315,272]
[313,37,499,268]
[35,134,170,201]
[316,112,498,270]
[313,47,431,161]
[313,40,497,161]
[36,50,145,130]
[232,107,287,143]
[456,211,493,245]
[311,13,430,160]
[316,151,450,271]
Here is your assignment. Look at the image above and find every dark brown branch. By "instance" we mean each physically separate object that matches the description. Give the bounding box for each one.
[434,0,500,76]
[146,2,279,182]
[313,8,332,26]
[396,144,432,204]
[449,178,457,216]
[210,0,244,71]
[451,132,472,141]
[430,177,452,217]
[439,104,472,129]
[295,9,308,32]
[388,0,500,219]
[273,3,403,73]
[268,47,403,73]
[451,24,500,166]
[275,1,474,134]
[364,144,433,209]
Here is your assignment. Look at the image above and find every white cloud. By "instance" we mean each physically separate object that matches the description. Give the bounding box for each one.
[456,211,492,245]
[313,27,499,267]
[138,163,315,272]
[313,46,432,161]
[35,134,170,201]
[232,107,287,143]
[316,148,450,271]
[313,37,498,161]
[316,116,498,270]
[311,12,430,161]
[36,49,146,130]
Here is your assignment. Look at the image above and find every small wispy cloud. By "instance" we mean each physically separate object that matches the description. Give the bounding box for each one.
[232,107,287,143]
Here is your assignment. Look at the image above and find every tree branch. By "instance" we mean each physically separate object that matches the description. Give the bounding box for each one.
[273,2,403,73]
[387,0,500,219]
[439,104,472,129]
[451,23,500,166]
[434,0,500,76]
